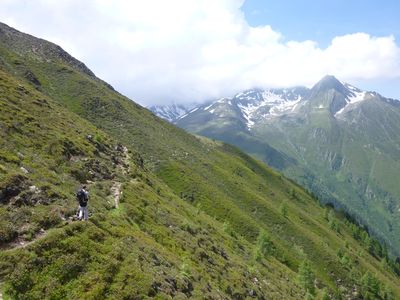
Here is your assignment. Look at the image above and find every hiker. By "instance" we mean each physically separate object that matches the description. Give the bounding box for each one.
[77,185,89,221]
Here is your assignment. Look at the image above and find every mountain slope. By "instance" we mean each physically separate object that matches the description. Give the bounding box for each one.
[148,103,198,123]
[174,76,400,255]
[0,40,301,299]
[0,22,399,299]
[253,77,400,255]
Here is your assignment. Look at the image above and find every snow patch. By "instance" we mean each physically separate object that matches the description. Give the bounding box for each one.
[348,90,365,104]
[269,97,302,116]
[335,90,366,117]
[239,107,255,128]
[236,89,302,129]
[204,103,213,111]
[177,112,189,120]
[344,83,359,92]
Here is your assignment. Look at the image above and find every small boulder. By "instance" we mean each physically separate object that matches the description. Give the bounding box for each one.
[20,166,29,174]
[0,174,29,204]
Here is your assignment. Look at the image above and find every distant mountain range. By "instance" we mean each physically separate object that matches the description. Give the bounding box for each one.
[150,76,400,254]
[148,103,199,123]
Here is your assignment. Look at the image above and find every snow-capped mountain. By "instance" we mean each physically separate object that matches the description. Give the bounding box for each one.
[151,87,310,128]
[155,75,400,254]
[149,103,197,123]
[152,76,375,130]
[198,76,372,130]
[334,84,367,117]
[231,87,309,128]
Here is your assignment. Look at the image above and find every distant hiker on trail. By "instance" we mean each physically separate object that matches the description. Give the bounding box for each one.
[77,185,89,221]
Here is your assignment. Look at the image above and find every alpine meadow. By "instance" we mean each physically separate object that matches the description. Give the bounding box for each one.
[1,13,400,300]
[157,76,400,259]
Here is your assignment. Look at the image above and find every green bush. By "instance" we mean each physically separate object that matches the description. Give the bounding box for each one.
[0,220,17,243]
[6,265,34,298]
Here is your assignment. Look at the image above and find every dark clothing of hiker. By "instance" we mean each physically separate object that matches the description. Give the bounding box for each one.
[77,187,89,221]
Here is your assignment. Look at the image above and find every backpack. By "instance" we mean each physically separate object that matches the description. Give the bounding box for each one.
[77,189,88,206]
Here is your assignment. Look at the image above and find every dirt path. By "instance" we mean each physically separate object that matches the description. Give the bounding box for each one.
[110,182,122,209]
[109,145,132,209]
[2,146,132,250]
[119,146,131,175]
[0,228,47,251]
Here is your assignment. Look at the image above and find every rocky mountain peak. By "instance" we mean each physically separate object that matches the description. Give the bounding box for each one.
[0,21,95,77]
[310,75,350,96]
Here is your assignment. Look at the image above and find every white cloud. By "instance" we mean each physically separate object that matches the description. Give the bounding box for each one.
[1,0,400,105]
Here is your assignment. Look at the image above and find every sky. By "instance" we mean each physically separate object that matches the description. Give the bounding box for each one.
[0,0,399,105]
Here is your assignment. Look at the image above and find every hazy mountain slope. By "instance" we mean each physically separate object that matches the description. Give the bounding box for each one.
[149,103,198,123]
[174,97,297,170]
[0,22,399,299]
[175,75,400,255]
[252,77,400,254]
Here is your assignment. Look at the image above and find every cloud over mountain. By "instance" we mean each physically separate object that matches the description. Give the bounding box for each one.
[1,0,400,105]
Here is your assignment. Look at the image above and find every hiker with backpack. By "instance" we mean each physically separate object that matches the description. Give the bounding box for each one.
[77,185,89,221]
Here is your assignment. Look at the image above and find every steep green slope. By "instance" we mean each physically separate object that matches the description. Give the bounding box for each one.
[175,76,400,256]
[0,22,399,299]
[0,60,302,299]
[252,82,400,254]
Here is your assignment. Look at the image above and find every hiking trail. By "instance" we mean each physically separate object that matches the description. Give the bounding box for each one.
[110,145,131,209]
[110,182,122,209]
[1,145,132,251]
[0,228,47,251]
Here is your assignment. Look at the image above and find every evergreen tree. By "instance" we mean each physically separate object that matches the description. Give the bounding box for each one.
[336,248,344,259]
[382,284,395,300]
[321,288,330,300]
[304,291,314,300]
[327,210,340,233]
[381,257,390,271]
[328,210,335,222]
[280,202,288,218]
[298,259,315,295]
[323,207,329,221]
[360,271,381,298]
[254,229,274,261]
[340,254,350,267]
[382,243,389,260]
[290,189,299,200]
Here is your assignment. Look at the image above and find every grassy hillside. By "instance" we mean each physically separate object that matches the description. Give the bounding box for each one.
[0,22,399,299]
[0,60,302,299]
[251,92,400,255]
[174,78,400,256]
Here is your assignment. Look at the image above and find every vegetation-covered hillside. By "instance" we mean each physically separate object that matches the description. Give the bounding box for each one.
[0,22,399,299]
[173,76,400,256]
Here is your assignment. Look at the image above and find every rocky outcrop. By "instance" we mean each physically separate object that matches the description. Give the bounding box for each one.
[0,22,94,77]
[0,174,29,204]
